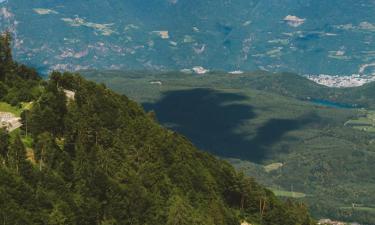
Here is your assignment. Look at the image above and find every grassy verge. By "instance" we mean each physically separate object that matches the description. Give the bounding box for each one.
[0,102,22,116]
[270,189,307,198]
[0,101,33,116]
[339,207,375,213]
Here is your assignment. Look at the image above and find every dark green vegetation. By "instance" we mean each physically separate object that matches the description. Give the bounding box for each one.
[83,70,375,224]
[0,35,315,224]
[0,32,41,106]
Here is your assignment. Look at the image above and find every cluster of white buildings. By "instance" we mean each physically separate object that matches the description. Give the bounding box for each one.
[0,112,21,132]
[180,66,210,75]
[192,66,210,74]
[318,219,360,225]
[228,70,244,75]
[150,81,163,85]
[283,15,306,27]
[305,74,375,88]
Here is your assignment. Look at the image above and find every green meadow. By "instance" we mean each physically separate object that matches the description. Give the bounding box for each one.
[0,102,22,116]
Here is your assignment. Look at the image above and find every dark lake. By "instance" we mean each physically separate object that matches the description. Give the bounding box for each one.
[310,99,357,109]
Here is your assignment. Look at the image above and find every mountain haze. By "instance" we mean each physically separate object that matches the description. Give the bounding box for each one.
[1,0,375,75]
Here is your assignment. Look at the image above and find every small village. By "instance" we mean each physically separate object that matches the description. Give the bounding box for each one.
[305,74,375,88]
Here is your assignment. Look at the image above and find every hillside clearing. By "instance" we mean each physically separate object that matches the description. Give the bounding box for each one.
[270,189,307,198]
[0,102,22,116]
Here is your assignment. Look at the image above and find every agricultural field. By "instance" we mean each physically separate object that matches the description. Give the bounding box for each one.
[345,110,375,133]
[340,206,375,213]
[271,189,307,199]
[264,163,284,173]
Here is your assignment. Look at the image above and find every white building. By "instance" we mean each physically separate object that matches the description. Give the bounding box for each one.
[0,112,22,132]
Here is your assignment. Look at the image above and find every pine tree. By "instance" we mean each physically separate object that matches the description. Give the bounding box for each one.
[28,85,67,137]
[35,132,57,171]
[8,134,28,174]
[2,31,13,65]
[166,195,199,225]
[0,128,9,165]
[0,31,13,78]
[48,203,69,225]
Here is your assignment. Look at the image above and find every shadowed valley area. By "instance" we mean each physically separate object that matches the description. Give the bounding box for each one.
[144,88,320,163]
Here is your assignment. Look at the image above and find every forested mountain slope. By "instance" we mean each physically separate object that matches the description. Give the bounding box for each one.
[0,34,314,225]
[82,70,375,224]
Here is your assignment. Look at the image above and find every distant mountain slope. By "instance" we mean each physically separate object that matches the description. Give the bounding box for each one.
[83,70,375,108]
[212,72,375,109]
[1,0,375,75]
[211,72,375,108]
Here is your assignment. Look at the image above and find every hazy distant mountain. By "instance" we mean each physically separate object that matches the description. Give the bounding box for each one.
[1,0,375,75]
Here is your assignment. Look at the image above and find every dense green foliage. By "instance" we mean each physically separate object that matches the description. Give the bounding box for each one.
[82,70,375,224]
[0,32,41,105]
[0,36,314,224]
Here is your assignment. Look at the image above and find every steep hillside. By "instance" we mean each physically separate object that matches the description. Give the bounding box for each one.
[1,0,375,75]
[83,70,375,224]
